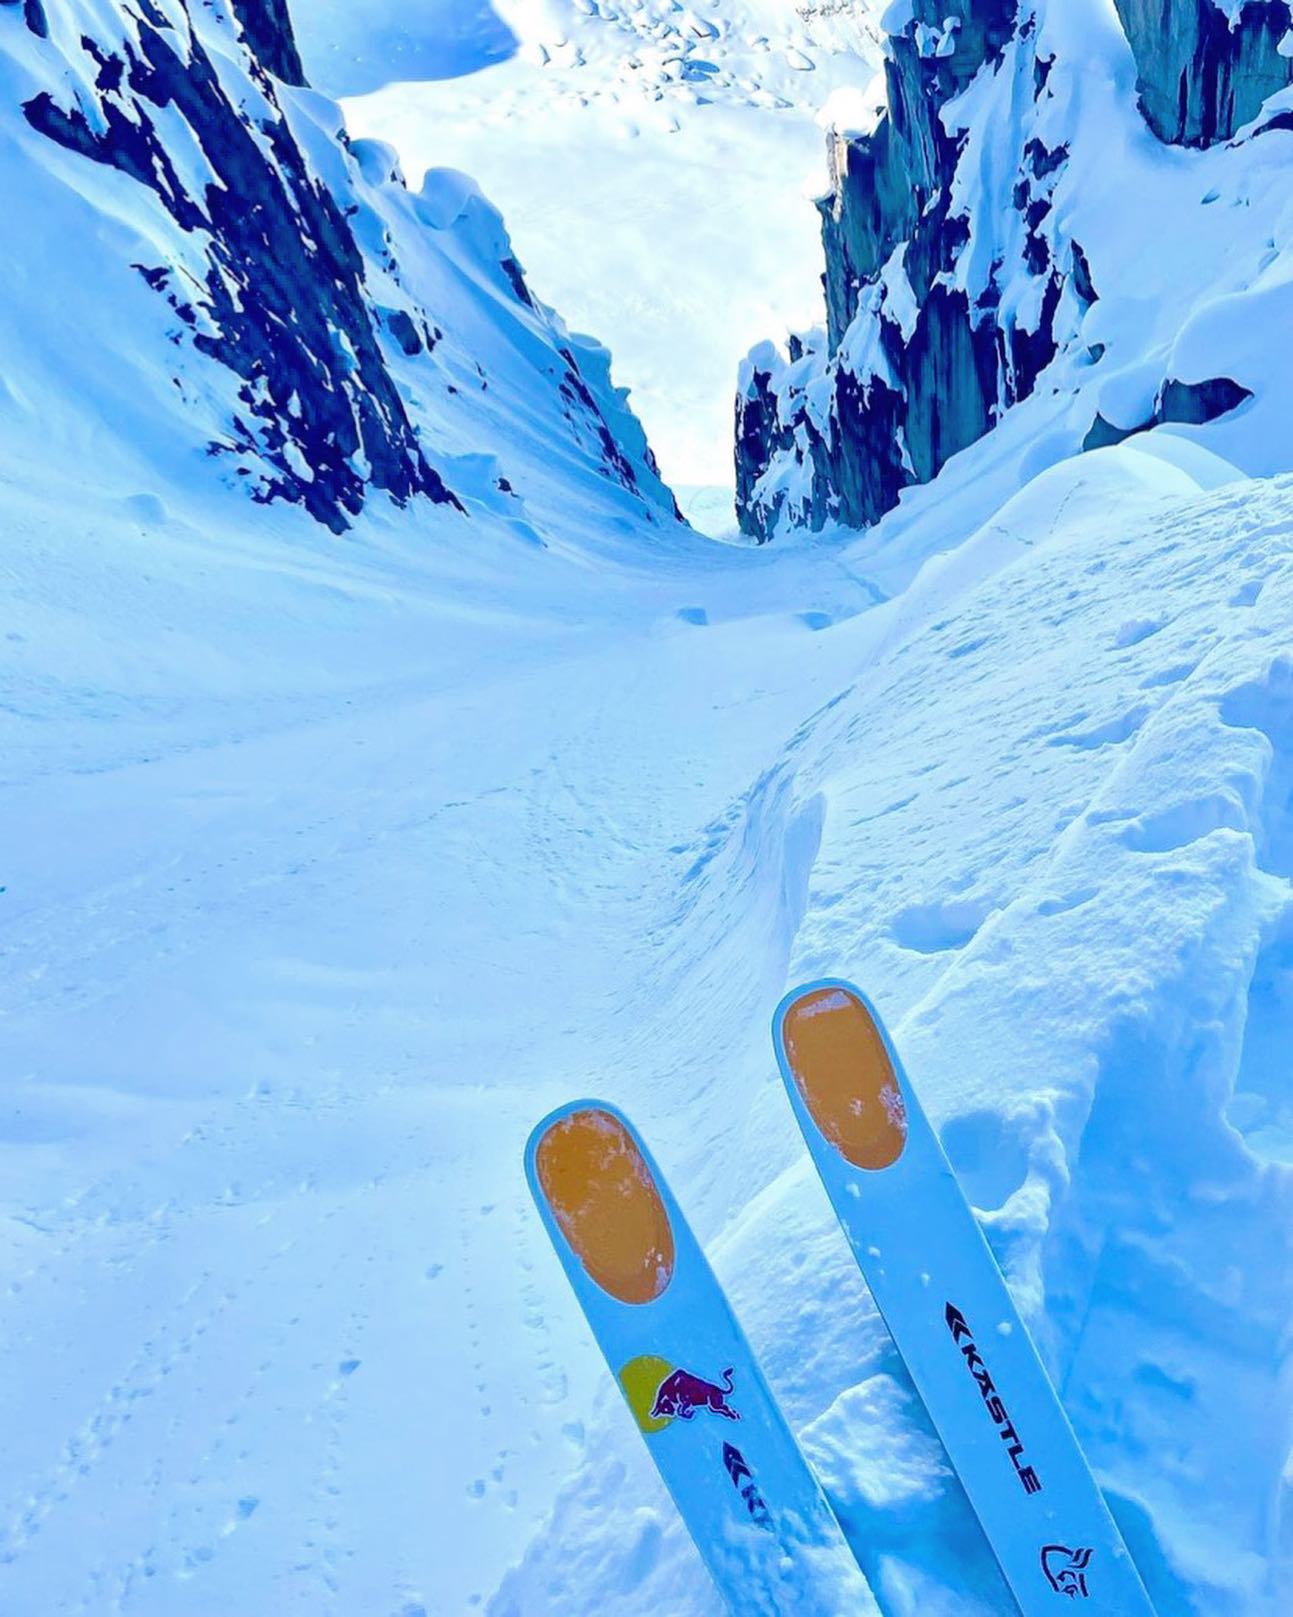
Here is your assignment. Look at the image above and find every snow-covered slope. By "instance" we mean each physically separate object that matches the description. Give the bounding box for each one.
[3,3,1291,1616]
[736,0,1293,540]
[5,406,1290,1616]
[314,0,885,524]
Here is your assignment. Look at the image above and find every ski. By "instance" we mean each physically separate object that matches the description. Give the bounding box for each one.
[526,1100,877,1614]
[772,979,1156,1615]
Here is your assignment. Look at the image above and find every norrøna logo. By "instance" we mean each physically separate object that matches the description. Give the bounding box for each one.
[944,1302,1042,1495]
[1042,1544,1093,1598]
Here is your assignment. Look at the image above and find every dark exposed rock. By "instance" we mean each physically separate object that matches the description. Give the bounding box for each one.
[733,363,778,537]
[230,0,305,86]
[1112,0,1293,147]
[1159,375,1253,424]
[556,347,648,497]
[1070,240,1097,306]
[735,343,834,538]
[1,0,48,39]
[1025,137,1067,180]
[828,360,906,536]
[902,283,999,484]
[385,309,424,356]
[1083,412,1134,453]
[499,256,534,307]
[23,8,458,531]
[1081,375,1252,450]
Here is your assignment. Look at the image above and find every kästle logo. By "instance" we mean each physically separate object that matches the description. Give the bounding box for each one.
[944,1302,1042,1494]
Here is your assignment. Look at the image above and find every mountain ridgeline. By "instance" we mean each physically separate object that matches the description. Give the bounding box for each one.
[734,0,1293,541]
[1,0,676,533]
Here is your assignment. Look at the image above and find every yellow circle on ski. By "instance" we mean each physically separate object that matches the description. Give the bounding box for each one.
[619,1354,674,1433]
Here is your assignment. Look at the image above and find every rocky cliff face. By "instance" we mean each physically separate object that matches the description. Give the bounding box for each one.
[1114,0,1293,147]
[735,0,1293,541]
[2,0,676,533]
[229,0,305,87]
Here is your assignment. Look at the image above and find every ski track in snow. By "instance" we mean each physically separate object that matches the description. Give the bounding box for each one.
[1,442,1291,1614]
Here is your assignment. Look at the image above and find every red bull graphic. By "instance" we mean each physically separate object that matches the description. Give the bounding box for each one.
[619,1357,770,1530]
[619,1354,741,1430]
[1041,1545,1093,1599]
[652,1365,740,1423]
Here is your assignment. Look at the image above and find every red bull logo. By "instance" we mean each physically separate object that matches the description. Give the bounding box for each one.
[652,1365,740,1423]
[1042,1545,1093,1599]
[619,1355,741,1432]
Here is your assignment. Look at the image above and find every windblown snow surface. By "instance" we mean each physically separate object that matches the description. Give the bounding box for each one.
[2,8,1292,1617]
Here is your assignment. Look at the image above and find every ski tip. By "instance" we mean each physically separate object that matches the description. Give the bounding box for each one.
[526,1101,676,1305]
[772,980,909,1171]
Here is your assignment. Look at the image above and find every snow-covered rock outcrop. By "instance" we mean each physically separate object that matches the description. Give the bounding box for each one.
[219,1,303,87]
[735,0,1293,540]
[1,0,677,533]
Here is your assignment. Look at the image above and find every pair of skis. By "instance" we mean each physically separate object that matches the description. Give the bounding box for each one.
[526,980,1156,1614]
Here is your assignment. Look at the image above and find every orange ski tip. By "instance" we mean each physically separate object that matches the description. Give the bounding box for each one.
[533,1106,676,1305]
[779,984,908,1170]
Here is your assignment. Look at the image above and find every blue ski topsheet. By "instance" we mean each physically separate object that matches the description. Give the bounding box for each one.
[773,979,1157,1617]
[526,1099,877,1614]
